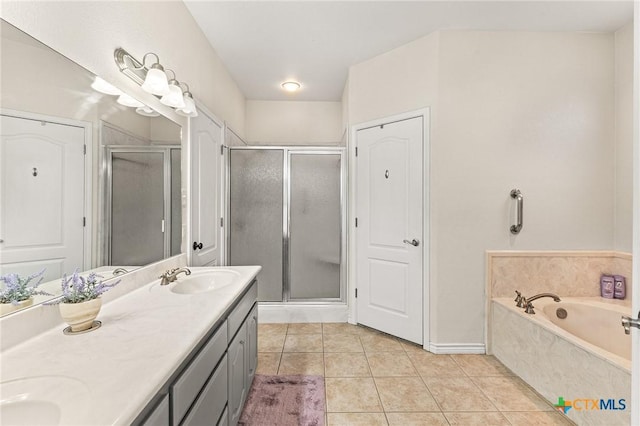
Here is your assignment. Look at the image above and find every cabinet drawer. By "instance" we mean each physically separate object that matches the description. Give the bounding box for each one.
[171,321,228,425]
[181,355,228,426]
[227,281,257,341]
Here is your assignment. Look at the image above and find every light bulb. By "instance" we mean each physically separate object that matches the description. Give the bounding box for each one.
[91,77,122,96]
[281,81,301,92]
[160,81,185,109]
[141,64,170,96]
[117,93,144,108]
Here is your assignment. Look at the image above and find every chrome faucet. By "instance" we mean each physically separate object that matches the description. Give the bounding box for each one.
[514,290,526,308]
[524,293,561,314]
[159,267,191,286]
[112,267,129,276]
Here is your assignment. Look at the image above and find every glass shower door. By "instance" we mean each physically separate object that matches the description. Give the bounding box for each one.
[288,152,342,300]
[110,151,165,265]
[229,149,284,302]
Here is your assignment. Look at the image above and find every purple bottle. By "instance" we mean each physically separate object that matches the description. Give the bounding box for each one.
[613,275,626,299]
[600,275,614,299]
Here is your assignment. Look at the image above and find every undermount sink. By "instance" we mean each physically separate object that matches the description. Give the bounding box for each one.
[0,376,89,426]
[169,269,240,294]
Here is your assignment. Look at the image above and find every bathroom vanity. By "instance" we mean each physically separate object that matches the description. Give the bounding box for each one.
[0,265,260,426]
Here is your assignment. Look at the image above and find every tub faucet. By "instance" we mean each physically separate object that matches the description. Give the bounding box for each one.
[514,290,526,308]
[112,267,129,276]
[524,293,561,314]
[159,267,191,286]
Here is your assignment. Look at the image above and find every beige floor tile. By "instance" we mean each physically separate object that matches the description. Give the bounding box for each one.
[386,412,449,425]
[257,334,285,352]
[450,354,513,376]
[360,333,403,352]
[325,378,383,413]
[353,325,383,337]
[409,353,466,377]
[325,353,371,377]
[324,334,364,352]
[278,352,324,375]
[400,340,425,354]
[423,376,497,412]
[327,412,388,425]
[444,412,511,425]
[256,352,281,375]
[366,351,418,377]
[283,334,323,352]
[374,377,439,412]
[502,411,575,426]
[257,323,288,336]
[323,323,361,335]
[471,376,553,411]
[287,323,323,334]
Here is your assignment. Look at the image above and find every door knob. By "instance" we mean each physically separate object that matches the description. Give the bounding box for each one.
[403,239,420,247]
[192,241,203,250]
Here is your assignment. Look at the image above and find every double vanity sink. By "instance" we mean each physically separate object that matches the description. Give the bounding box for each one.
[0,265,261,426]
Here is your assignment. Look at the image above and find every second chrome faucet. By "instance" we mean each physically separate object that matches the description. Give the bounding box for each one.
[523,293,561,314]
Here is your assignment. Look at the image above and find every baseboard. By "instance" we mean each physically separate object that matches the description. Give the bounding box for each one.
[428,342,486,354]
[258,303,349,323]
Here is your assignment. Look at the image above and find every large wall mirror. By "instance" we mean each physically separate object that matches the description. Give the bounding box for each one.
[0,19,182,316]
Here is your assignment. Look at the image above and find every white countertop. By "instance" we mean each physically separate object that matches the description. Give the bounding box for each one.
[0,265,261,425]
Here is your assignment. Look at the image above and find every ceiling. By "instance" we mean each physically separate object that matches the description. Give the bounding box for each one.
[184,1,634,102]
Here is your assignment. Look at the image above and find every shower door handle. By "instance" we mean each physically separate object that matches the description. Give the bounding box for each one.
[403,239,420,247]
[510,189,523,234]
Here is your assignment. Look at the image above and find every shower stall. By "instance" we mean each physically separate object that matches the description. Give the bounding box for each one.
[104,146,181,266]
[228,147,345,304]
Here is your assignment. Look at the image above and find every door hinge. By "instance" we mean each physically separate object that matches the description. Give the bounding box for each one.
[83,144,87,155]
[220,217,224,227]
[355,146,358,157]
[355,217,358,227]
[355,288,358,298]
[82,217,86,227]
[220,144,225,155]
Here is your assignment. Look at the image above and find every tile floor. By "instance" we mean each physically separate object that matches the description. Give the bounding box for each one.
[256,322,575,426]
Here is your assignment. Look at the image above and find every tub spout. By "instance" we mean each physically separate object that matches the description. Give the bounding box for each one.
[523,293,561,314]
[526,293,561,303]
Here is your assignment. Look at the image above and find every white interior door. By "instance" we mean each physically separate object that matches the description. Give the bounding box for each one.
[0,114,85,282]
[356,117,424,344]
[190,108,223,267]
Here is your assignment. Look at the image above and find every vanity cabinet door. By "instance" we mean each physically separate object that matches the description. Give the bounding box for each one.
[228,321,247,426]
[246,304,258,388]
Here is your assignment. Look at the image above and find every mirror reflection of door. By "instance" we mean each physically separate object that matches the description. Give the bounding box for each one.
[0,113,86,283]
[106,147,181,266]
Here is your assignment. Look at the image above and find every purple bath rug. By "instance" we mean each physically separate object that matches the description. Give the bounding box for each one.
[239,374,325,426]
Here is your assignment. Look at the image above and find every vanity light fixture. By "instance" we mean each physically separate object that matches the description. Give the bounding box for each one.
[160,69,186,109]
[139,54,170,96]
[114,47,197,116]
[117,93,145,108]
[91,77,123,96]
[281,81,301,92]
[175,83,198,117]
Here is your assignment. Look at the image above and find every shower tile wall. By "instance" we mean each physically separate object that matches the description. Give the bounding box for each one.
[487,251,632,300]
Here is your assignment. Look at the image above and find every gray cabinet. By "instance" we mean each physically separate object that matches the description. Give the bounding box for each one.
[134,280,257,426]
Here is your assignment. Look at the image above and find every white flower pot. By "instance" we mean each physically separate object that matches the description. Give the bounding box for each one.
[59,298,102,332]
[0,298,33,316]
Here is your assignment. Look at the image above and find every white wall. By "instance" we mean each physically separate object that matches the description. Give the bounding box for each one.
[348,30,619,346]
[615,22,634,252]
[0,1,246,137]
[245,100,342,145]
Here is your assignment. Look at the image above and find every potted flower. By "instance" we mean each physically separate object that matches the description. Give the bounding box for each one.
[0,270,51,315]
[51,270,120,332]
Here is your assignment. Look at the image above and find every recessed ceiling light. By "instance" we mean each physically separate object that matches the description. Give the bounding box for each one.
[281,81,301,92]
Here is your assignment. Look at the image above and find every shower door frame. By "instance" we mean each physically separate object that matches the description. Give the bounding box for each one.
[227,146,347,304]
[103,145,181,266]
